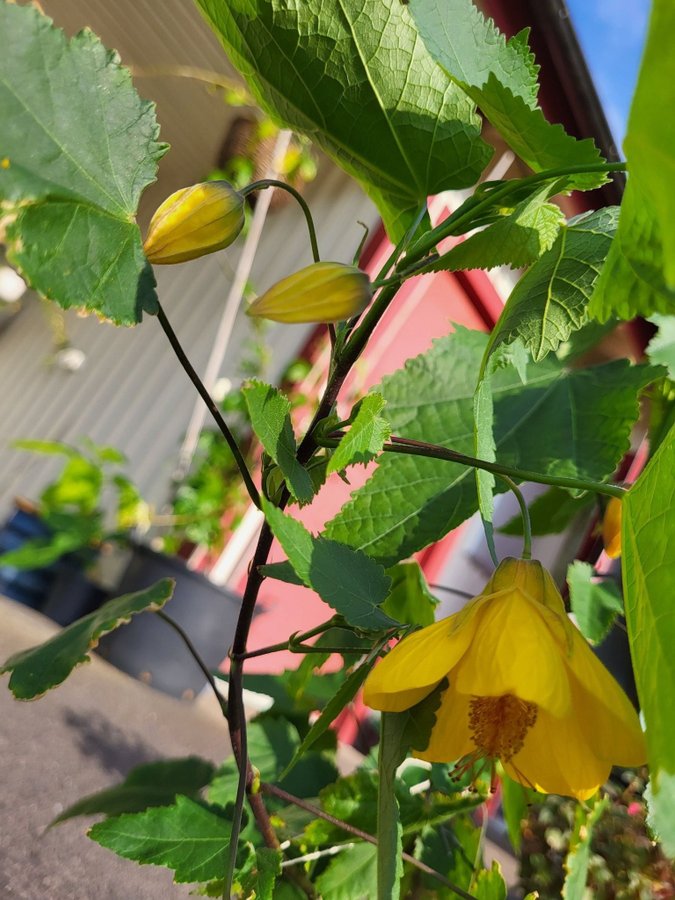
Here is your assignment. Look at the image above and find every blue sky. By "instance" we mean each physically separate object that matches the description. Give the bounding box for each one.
[566,0,650,142]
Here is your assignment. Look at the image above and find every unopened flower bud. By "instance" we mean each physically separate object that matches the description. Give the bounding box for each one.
[143,182,245,264]
[246,262,372,324]
[602,497,622,559]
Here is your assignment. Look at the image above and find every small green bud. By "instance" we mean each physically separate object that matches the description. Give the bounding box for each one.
[143,181,245,264]
[246,261,372,324]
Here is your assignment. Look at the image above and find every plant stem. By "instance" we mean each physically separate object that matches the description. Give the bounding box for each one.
[155,302,261,510]
[155,610,228,719]
[261,783,477,900]
[242,178,321,263]
[499,475,532,559]
[319,432,626,499]
[232,617,339,660]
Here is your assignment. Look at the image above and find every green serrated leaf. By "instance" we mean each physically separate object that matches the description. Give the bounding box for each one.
[316,842,378,900]
[382,562,438,627]
[622,424,675,856]
[253,847,281,900]
[409,0,606,190]
[475,861,507,900]
[562,795,610,900]
[0,2,167,324]
[195,0,492,239]
[499,487,594,536]
[589,184,675,322]
[88,795,232,883]
[567,561,623,646]
[327,328,656,566]
[486,208,619,363]
[425,182,564,274]
[327,394,391,474]
[243,381,314,503]
[52,757,215,825]
[279,660,377,782]
[263,500,396,629]
[1,579,174,699]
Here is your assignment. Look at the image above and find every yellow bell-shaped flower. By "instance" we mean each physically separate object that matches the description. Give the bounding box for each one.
[143,182,245,265]
[364,557,645,801]
[246,262,372,324]
[602,497,622,559]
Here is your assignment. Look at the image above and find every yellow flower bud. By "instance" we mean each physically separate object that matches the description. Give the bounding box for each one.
[246,262,372,324]
[602,497,622,559]
[143,182,245,265]
[364,556,645,801]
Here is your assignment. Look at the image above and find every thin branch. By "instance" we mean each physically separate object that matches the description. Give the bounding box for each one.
[155,610,228,720]
[155,302,261,509]
[498,475,532,560]
[261,783,477,900]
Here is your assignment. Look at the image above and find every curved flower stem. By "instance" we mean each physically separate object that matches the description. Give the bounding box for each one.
[155,302,261,509]
[261,783,477,900]
[498,475,532,560]
[241,178,321,263]
[155,610,228,719]
[232,617,339,661]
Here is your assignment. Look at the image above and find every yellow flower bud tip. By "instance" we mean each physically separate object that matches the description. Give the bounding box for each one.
[143,181,245,265]
[246,261,372,324]
[602,497,622,559]
[363,556,646,802]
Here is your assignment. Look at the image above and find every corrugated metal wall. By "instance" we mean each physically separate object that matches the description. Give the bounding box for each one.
[1,2,378,517]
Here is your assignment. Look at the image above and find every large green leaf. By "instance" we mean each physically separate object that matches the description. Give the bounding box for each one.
[315,842,378,900]
[1,580,174,699]
[89,795,232,883]
[0,2,167,324]
[327,329,657,565]
[242,381,314,503]
[622,424,675,855]
[381,561,438,627]
[263,500,396,629]
[408,0,606,190]
[53,757,215,824]
[486,208,619,364]
[567,561,623,646]
[195,0,492,238]
[622,0,675,289]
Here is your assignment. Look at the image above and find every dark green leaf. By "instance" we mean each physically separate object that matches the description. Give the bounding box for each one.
[425,182,564,274]
[315,842,378,900]
[409,0,606,190]
[622,424,675,855]
[279,660,377,781]
[253,847,281,900]
[485,208,619,363]
[195,0,492,239]
[243,381,314,503]
[382,562,438,626]
[258,560,304,586]
[327,328,656,565]
[263,500,396,629]
[327,394,391,474]
[1,579,174,699]
[562,796,610,900]
[475,861,507,900]
[53,757,215,824]
[567,561,623,645]
[0,2,166,324]
[499,487,594,536]
[88,796,232,883]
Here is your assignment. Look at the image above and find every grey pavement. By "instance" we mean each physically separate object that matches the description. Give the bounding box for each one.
[0,596,231,899]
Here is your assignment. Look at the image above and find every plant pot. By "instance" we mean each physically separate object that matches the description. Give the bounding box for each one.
[96,543,242,699]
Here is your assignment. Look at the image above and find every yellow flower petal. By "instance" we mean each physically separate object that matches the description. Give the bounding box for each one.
[452,589,572,717]
[363,612,478,713]
[602,497,622,559]
[412,682,474,763]
[507,704,609,801]
[488,557,567,616]
[565,628,646,765]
